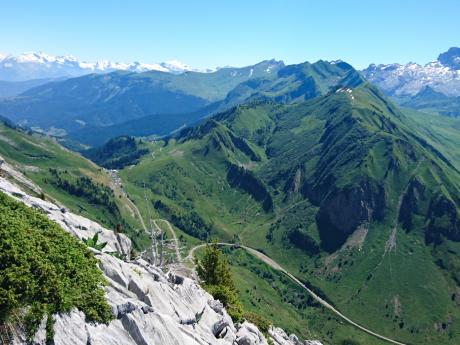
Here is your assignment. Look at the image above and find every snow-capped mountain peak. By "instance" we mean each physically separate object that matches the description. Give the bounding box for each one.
[0,51,208,81]
[362,47,460,97]
[160,59,192,73]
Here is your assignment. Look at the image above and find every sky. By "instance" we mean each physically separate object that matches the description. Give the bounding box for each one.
[0,0,459,69]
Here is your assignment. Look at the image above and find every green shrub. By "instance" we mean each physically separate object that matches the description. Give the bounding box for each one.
[244,311,272,342]
[0,192,113,342]
[244,311,271,334]
[196,242,234,288]
[205,284,243,322]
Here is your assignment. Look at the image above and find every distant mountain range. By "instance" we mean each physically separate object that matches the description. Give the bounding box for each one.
[362,47,460,117]
[0,51,213,81]
[0,48,459,146]
[1,48,459,94]
[362,47,460,97]
[0,59,286,145]
[1,54,460,345]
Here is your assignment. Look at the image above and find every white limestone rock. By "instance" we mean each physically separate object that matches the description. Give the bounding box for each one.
[1,173,322,345]
[270,327,323,345]
[0,174,131,258]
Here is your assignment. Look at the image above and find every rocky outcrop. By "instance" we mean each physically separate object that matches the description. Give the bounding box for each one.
[1,170,322,345]
[315,181,385,252]
[269,327,323,345]
[397,176,460,244]
[426,196,460,244]
[0,176,131,258]
[398,178,425,231]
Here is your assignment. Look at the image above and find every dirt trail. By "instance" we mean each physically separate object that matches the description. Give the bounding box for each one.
[112,172,407,345]
[153,219,181,262]
[186,242,407,345]
[106,170,147,232]
[126,196,147,231]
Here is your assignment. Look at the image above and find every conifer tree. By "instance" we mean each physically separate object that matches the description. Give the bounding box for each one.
[195,242,241,320]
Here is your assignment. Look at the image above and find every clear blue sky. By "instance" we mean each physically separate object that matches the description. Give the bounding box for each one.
[1,0,458,69]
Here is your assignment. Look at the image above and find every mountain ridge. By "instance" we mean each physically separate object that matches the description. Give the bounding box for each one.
[114,78,460,344]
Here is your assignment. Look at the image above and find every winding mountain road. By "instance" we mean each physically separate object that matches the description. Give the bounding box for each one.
[116,193,407,345]
[185,239,407,345]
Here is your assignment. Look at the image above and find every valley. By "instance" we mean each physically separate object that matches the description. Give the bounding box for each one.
[96,76,460,343]
[2,3,460,345]
[1,49,460,345]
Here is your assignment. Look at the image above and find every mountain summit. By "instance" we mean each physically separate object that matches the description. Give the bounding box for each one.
[438,47,460,70]
[362,47,460,97]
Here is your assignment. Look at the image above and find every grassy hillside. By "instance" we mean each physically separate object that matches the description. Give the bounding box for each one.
[0,122,146,247]
[118,82,460,344]
[223,247,390,345]
[402,107,460,170]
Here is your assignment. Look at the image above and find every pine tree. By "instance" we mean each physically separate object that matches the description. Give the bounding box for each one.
[195,242,241,321]
[196,242,233,288]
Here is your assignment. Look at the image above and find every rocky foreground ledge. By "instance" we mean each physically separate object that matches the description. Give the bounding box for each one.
[0,164,323,345]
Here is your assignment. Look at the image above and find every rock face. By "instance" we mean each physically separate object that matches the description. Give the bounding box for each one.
[0,168,322,345]
[438,47,460,70]
[315,182,385,252]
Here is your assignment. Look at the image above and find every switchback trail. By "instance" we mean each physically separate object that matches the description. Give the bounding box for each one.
[126,196,147,231]
[107,170,147,232]
[153,219,181,262]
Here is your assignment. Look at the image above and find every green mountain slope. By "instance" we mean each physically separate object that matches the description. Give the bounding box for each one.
[83,136,149,169]
[392,86,460,118]
[0,78,58,98]
[118,81,460,344]
[0,59,362,147]
[0,121,146,246]
[402,107,460,169]
[214,60,364,113]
